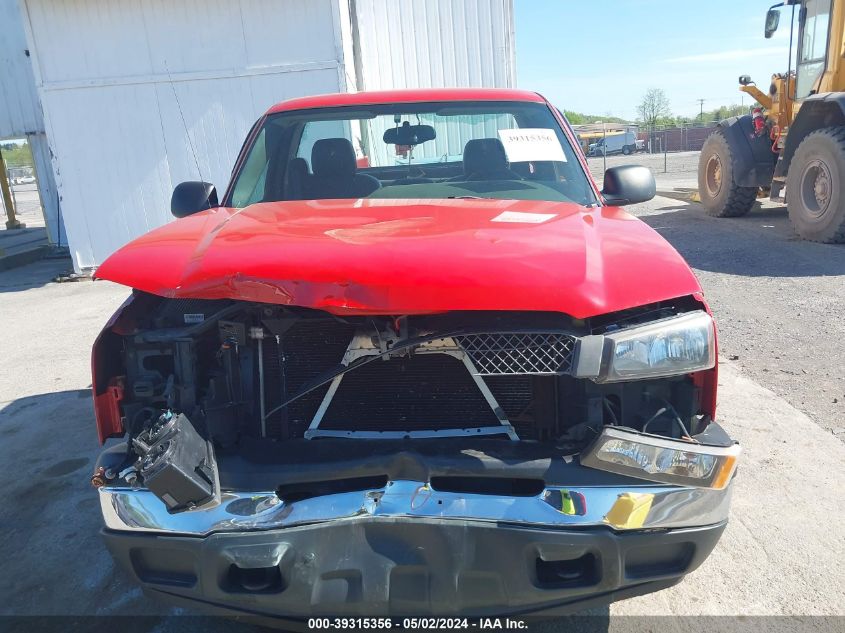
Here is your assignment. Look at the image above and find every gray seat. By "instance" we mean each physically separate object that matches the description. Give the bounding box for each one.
[303,138,381,199]
[461,138,521,181]
[285,157,309,200]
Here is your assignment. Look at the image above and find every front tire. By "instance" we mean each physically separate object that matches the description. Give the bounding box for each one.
[622,145,632,155]
[697,130,758,217]
[786,128,845,243]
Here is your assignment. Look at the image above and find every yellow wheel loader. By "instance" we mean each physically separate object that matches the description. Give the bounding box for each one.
[698,0,845,242]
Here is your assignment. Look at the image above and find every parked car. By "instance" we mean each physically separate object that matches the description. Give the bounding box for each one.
[588,130,638,156]
[91,88,739,620]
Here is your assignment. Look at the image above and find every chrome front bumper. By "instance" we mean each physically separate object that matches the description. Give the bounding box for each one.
[100,478,732,536]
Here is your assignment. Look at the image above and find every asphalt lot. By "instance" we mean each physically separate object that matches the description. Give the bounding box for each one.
[0,164,843,629]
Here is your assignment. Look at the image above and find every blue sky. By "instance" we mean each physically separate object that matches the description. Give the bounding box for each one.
[514,0,796,120]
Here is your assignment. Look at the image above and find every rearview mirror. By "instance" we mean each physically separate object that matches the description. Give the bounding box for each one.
[171,181,218,218]
[601,165,655,206]
[764,8,780,39]
[383,122,436,146]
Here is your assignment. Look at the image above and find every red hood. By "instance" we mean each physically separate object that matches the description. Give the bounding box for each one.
[94,198,701,319]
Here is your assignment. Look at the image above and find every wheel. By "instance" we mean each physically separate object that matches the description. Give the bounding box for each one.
[622,145,631,155]
[697,130,758,217]
[786,127,845,243]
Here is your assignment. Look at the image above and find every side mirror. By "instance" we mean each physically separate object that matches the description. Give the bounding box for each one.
[601,165,656,206]
[171,181,218,218]
[764,8,780,39]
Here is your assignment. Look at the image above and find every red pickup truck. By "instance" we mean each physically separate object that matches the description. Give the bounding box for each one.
[91,88,739,619]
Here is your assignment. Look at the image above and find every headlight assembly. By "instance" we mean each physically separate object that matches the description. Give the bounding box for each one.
[581,426,740,489]
[598,311,715,382]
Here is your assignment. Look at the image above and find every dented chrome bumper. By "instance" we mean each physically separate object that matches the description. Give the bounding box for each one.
[99,465,733,615]
[99,478,732,536]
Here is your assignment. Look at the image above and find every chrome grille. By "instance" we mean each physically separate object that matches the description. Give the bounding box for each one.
[454,332,576,375]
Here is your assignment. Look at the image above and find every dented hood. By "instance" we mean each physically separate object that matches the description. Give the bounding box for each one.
[94,198,701,319]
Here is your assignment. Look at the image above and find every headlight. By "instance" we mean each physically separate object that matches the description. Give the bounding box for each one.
[599,311,715,382]
[581,426,740,489]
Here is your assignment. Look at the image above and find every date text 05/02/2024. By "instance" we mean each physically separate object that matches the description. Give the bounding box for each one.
[307,618,529,630]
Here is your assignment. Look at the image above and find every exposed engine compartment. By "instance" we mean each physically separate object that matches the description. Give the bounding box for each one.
[92,292,716,510]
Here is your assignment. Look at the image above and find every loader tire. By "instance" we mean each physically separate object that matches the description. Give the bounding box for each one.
[698,130,758,217]
[786,127,845,243]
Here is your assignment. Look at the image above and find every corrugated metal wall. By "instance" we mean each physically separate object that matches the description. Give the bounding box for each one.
[352,0,516,165]
[0,0,63,245]
[22,0,350,270]
[0,0,42,137]
[353,0,515,91]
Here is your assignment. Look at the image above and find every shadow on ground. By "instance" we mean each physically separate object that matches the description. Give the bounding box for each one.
[639,202,845,277]
[0,257,75,293]
[0,390,151,617]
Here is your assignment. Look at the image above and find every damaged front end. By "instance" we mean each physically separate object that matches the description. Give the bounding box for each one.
[91,292,738,616]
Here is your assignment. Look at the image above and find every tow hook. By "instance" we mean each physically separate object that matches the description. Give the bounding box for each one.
[90,466,107,488]
[91,465,119,488]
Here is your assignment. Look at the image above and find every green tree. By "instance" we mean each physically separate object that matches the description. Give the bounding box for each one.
[1,143,33,168]
[561,110,630,125]
[707,104,750,122]
[637,88,671,129]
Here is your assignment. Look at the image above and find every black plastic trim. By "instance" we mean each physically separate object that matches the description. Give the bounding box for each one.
[102,519,726,618]
[216,437,643,491]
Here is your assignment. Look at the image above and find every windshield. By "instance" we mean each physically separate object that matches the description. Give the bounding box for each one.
[228,101,596,207]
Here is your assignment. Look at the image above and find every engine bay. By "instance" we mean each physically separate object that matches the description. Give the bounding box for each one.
[92,293,714,511]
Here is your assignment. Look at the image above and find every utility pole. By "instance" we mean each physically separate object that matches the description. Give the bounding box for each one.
[594,121,607,173]
[0,146,24,230]
[602,121,607,173]
[697,99,706,122]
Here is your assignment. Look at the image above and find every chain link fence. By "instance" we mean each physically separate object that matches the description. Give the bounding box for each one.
[579,121,726,184]
[639,121,720,153]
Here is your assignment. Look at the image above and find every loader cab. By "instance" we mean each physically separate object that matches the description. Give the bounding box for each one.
[763,0,833,99]
[795,0,832,98]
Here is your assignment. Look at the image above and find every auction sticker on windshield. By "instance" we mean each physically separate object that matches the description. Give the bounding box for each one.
[498,128,567,163]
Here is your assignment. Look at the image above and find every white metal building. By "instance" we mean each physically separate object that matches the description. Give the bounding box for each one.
[11,0,515,272]
[0,0,63,245]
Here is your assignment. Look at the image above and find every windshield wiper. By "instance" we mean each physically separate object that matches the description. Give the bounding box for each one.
[447,195,487,199]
